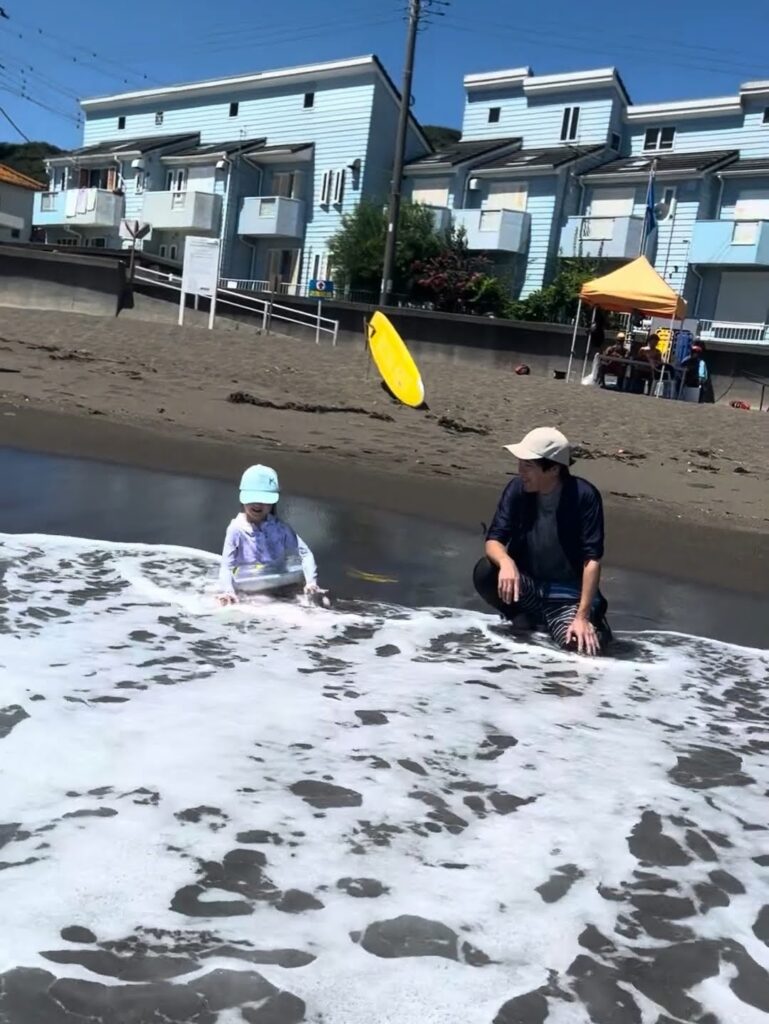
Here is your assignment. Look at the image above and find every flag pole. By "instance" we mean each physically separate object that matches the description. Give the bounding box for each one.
[640,158,658,256]
[566,298,584,382]
[581,305,598,380]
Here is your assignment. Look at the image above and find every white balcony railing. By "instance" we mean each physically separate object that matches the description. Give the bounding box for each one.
[33,188,124,228]
[141,190,222,234]
[698,320,769,344]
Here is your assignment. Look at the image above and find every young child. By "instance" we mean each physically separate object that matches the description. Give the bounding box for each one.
[218,464,320,604]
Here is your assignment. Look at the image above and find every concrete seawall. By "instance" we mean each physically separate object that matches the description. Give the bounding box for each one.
[0,246,126,318]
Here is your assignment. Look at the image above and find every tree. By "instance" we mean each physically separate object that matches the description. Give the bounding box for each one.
[327,200,444,297]
[422,125,462,151]
[413,227,513,317]
[507,258,610,324]
[0,142,62,183]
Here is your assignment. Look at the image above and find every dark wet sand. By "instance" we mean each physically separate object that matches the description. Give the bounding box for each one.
[3,400,769,601]
[3,447,767,647]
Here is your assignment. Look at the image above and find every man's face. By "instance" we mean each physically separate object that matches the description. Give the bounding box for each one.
[518,460,558,492]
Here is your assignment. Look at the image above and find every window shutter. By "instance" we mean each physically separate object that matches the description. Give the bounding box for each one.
[332,169,345,205]
[320,170,332,205]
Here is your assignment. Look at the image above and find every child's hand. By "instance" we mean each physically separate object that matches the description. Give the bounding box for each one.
[218,594,238,607]
[304,583,330,608]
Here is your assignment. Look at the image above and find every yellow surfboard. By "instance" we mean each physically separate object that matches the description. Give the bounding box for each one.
[367,311,425,408]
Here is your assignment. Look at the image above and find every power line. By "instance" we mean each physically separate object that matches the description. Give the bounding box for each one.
[0,77,80,125]
[0,100,28,140]
[0,8,157,86]
[436,14,769,82]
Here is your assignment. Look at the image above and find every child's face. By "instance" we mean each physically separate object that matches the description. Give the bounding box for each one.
[244,503,271,524]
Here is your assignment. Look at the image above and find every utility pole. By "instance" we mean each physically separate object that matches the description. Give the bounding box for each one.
[379,0,421,307]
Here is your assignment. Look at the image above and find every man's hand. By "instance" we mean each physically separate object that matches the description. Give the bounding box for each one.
[566,615,600,656]
[497,559,520,605]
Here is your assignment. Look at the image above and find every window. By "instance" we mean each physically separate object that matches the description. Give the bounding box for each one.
[482,182,528,212]
[159,245,167,258]
[610,131,621,150]
[488,107,501,124]
[118,116,126,131]
[560,106,580,142]
[155,111,164,126]
[304,92,315,109]
[11,229,20,239]
[135,171,145,194]
[169,244,178,260]
[229,102,239,117]
[55,237,79,247]
[332,169,345,205]
[273,170,303,198]
[763,107,769,125]
[412,177,450,206]
[165,168,187,192]
[320,169,332,205]
[644,126,676,151]
[312,254,320,280]
[41,193,57,212]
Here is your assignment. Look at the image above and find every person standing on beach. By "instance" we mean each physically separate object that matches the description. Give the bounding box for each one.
[473,428,610,656]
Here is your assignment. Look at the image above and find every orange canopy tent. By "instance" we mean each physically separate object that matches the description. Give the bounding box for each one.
[579,256,687,317]
[567,256,687,380]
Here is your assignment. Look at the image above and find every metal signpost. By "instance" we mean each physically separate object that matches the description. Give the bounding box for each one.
[180,235,221,330]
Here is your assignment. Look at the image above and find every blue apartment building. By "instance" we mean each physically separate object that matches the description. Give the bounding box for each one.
[405,67,769,340]
[33,55,429,294]
[32,52,769,339]
[405,67,628,298]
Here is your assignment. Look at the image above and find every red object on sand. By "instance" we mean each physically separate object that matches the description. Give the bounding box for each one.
[515,364,531,375]
[730,400,751,410]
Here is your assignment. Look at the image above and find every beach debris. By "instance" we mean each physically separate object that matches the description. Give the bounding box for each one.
[227,391,394,423]
[730,400,751,410]
[435,415,489,436]
[733,466,750,475]
[48,349,95,362]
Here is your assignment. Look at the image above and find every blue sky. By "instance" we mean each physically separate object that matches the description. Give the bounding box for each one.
[2,0,769,148]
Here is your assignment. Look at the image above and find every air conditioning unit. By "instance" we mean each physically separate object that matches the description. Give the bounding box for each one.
[468,177,481,190]
[131,158,144,170]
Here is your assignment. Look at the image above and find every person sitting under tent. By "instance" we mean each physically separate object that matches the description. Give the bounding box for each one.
[473,428,611,657]
[679,342,709,403]
[596,333,627,388]
[637,333,663,394]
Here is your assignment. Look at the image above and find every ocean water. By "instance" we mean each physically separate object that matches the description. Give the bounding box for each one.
[1,532,768,1024]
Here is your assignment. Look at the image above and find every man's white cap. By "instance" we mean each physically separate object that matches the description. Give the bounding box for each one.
[504,427,571,466]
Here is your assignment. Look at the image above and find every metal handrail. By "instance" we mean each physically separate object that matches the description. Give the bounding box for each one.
[134,265,339,344]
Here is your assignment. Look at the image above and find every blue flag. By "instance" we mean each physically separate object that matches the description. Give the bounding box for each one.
[643,167,658,258]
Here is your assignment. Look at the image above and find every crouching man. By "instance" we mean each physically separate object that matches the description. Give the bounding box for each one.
[473,427,611,656]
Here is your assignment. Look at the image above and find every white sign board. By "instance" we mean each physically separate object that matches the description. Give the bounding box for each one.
[182,236,220,298]
[179,235,221,330]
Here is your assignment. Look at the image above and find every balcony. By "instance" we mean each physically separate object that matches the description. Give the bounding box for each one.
[238,196,305,239]
[559,216,644,259]
[141,190,222,235]
[690,220,769,266]
[33,189,124,229]
[423,202,454,231]
[453,208,530,253]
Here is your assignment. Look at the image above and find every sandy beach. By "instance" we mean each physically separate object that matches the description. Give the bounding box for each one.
[1,306,767,594]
